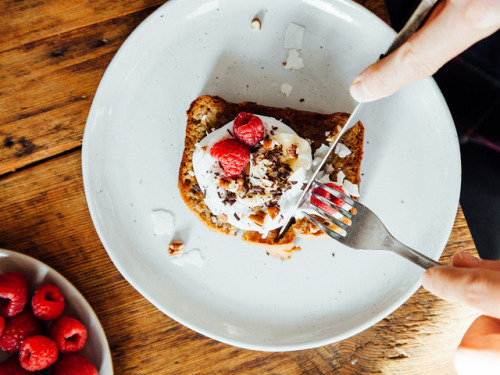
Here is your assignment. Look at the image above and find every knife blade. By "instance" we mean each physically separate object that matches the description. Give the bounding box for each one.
[275,0,439,241]
[276,103,364,240]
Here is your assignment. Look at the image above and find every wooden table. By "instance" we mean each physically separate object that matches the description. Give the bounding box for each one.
[0,1,479,373]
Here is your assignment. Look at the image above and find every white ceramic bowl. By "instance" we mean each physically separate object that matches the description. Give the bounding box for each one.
[82,0,460,351]
[0,249,113,373]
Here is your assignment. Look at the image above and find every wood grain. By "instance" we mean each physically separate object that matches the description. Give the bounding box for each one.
[0,8,159,175]
[0,0,164,52]
[0,0,479,374]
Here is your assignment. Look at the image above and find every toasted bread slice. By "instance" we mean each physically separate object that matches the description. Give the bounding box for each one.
[178,95,364,259]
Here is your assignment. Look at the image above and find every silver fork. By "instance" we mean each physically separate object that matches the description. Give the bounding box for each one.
[302,180,442,270]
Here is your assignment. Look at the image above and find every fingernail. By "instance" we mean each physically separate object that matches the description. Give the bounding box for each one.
[452,251,464,264]
[422,270,433,291]
[453,251,479,265]
[350,76,372,102]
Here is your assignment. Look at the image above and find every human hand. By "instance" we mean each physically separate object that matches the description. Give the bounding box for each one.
[422,252,500,375]
[350,0,500,102]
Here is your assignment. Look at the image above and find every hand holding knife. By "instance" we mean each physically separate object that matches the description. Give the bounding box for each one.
[276,0,440,241]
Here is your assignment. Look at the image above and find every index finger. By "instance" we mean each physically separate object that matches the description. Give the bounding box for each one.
[423,266,500,319]
[350,0,500,102]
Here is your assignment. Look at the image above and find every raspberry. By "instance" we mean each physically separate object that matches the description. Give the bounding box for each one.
[210,139,250,178]
[310,183,346,215]
[50,316,87,353]
[31,283,65,321]
[53,354,98,375]
[19,335,58,371]
[0,316,4,337]
[233,112,264,147]
[0,272,29,318]
[0,356,30,375]
[0,309,42,353]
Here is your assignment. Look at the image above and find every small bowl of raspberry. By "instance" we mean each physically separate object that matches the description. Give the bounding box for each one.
[0,248,113,374]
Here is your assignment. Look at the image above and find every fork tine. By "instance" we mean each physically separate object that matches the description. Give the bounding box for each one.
[310,191,353,219]
[307,198,351,230]
[314,180,358,209]
[302,212,345,240]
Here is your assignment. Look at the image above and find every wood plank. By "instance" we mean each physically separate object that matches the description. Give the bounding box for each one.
[0,8,157,175]
[0,149,478,374]
[0,0,164,53]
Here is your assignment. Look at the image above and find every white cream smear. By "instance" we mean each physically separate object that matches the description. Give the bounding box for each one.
[193,116,313,238]
[192,116,360,238]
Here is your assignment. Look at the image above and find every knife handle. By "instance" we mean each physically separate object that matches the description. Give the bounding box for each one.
[382,0,440,58]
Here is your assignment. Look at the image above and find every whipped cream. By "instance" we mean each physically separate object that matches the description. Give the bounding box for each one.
[192,115,360,238]
[193,116,312,237]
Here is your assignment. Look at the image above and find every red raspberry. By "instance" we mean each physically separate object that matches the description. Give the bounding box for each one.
[19,335,58,371]
[53,354,98,375]
[210,139,250,178]
[0,309,42,353]
[0,272,29,318]
[0,356,30,375]
[31,283,65,321]
[233,112,264,147]
[50,316,87,354]
[310,183,346,215]
[0,316,5,337]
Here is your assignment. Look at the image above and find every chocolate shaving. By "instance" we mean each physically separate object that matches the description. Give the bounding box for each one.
[222,191,237,206]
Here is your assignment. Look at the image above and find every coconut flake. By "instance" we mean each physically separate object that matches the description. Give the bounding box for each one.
[336,170,346,185]
[284,23,305,49]
[151,209,175,236]
[284,49,304,70]
[280,83,293,97]
[324,164,335,175]
[251,17,261,31]
[343,180,360,197]
[335,143,352,158]
[172,249,205,267]
[312,144,330,168]
[318,172,331,184]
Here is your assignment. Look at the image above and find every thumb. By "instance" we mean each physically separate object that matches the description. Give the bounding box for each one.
[422,266,500,319]
[455,315,500,375]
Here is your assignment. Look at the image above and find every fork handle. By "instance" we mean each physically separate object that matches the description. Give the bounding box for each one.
[385,236,442,270]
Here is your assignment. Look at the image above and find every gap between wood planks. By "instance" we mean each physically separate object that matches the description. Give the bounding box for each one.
[0,145,81,180]
[0,2,164,55]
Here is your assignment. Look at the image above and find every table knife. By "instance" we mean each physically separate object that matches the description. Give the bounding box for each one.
[276,0,440,240]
